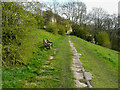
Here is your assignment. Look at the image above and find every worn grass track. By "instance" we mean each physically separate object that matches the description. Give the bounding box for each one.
[71,36,118,88]
[53,36,75,88]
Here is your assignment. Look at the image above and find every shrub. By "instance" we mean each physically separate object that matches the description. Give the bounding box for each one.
[58,25,66,36]
[86,34,94,42]
[46,22,58,35]
[96,31,111,48]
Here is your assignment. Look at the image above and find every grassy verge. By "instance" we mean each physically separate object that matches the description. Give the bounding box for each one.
[71,36,118,88]
[53,36,75,88]
[2,29,75,88]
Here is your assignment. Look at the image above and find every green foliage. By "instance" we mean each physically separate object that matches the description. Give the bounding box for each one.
[72,23,93,41]
[108,30,120,51]
[34,9,44,29]
[96,31,111,48]
[58,24,66,36]
[86,33,94,42]
[2,2,27,66]
[46,22,58,35]
[2,2,45,67]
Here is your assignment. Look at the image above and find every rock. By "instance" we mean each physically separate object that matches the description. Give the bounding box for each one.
[84,72,92,80]
[73,56,79,60]
[77,60,82,65]
[18,80,22,81]
[49,56,54,59]
[81,67,85,72]
[26,82,40,85]
[71,67,82,72]
[73,61,81,66]
[54,51,56,54]
[41,75,52,78]
[72,65,82,68]
[40,69,45,71]
[75,80,87,88]
[74,72,84,80]
[77,53,81,56]
[76,68,82,72]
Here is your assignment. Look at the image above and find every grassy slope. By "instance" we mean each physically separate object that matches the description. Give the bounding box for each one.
[19,27,60,64]
[71,36,118,88]
[53,36,75,88]
[2,29,75,88]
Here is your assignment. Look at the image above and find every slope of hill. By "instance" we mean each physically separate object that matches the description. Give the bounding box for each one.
[2,29,75,88]
[2,28,118,88]
[71,36,118,88]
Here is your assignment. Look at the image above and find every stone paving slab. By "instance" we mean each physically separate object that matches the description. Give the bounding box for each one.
[84,72,92,80]
[71,67,82,72]
[69,36,92,88]
[74,72,84,80]
[75,80,87,88]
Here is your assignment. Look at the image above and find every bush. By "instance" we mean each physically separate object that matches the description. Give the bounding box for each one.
[58,25,66,36]
[96,31,111,48]
[46,22,58,35]
[86,33,94,42]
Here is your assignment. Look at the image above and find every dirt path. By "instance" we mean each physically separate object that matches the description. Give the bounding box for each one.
[69,35,93,88]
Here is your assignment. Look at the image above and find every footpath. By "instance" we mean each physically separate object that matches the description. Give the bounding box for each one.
[69,35,93,88]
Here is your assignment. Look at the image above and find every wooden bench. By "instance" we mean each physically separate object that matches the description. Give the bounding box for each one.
[43,39,53,49]
[46,39,53,46]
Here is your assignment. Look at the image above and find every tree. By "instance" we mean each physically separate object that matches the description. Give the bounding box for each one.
[61,1,86,25]
[88,8,107,31]
[96,31,111,48]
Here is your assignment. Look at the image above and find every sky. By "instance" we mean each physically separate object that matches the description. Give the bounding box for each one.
[38,0,119,15]
[4,0,118,15]
[80,0,119,15]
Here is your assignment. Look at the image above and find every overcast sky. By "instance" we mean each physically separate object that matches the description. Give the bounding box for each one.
[37,0,119,15]
[81,0,119,15]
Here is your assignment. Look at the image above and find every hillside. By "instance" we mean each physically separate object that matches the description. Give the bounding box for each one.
[2,29,75,88]
[2,28,118,88]
[71,36,118,88]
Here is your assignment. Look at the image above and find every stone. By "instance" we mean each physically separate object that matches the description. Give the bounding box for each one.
[76,68,82,72]
[77,60,82,65]
[49,56,54,59]
[41,75,52,78]
[71,67,82,72]
[73,62,81,66]
[26,82,40,85]
[74,72,84,80]
[75,80,87,88]
[44,61,50,65]
[76,53,81,55]
[84,72,92,80]
[40,69,45,71]
[81,67,85,72]
[72,65,82,68]
[73,56,79,60]
[54,51,56,54]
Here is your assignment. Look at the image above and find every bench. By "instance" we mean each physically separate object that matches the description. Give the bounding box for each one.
[46,39,53,46]
[43,39,53,49]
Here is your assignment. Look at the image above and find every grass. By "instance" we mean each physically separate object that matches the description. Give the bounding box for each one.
[71,36,118,88]
[2,28,119,88]
[18,27,60,65]
[53,36,75,88]
[2,29,75,88]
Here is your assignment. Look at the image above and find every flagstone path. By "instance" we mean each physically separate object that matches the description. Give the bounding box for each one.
[69,35,93,88]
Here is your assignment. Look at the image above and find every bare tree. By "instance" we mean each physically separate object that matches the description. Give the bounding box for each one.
[88,8,107,31]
